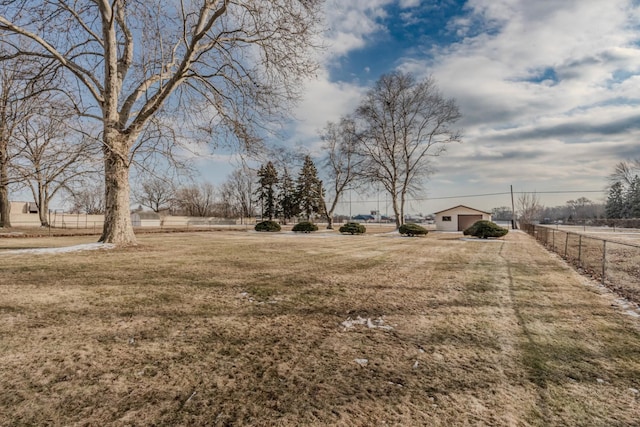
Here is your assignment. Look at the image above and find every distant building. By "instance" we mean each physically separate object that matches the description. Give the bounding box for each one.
[131,211,161,227]
[434,205,492,232]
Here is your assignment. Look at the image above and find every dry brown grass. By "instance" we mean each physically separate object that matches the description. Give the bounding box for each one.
[1,230,639,426]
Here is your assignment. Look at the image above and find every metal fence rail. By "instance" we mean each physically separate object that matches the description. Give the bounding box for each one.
[523,224,640,305]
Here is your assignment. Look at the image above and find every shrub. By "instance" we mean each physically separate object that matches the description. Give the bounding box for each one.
[399,223,428,237]
[292,221,318,233]
[339,222,366,235]
[255,220,281,232]
[463,220,508,239]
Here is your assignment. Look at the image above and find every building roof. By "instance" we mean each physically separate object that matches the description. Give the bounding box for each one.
[132,211,161,220]
[433,205,492,215]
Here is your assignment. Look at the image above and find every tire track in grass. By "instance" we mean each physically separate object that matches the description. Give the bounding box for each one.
[499,240,552,423]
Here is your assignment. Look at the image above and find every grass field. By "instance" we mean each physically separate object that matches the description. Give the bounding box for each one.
[1,230,640,426]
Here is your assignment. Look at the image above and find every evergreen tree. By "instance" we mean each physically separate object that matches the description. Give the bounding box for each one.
[296,155,324,221]
[256,162,278,220]
[606,181,625,219]
[277,167,299,224]
[625,175,640,218]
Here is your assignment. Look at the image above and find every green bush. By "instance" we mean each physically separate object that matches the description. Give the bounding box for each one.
[292,221,318,233]
[339,222,366,235]
[399,223,428,237]
[255,220,281,232]
[463,220,508,239]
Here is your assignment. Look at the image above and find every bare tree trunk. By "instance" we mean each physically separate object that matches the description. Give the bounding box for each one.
[0,181,10,228]
[0,146,9,227]
[100,133,136,245]
[393,198,402,229]
[37,183,48,226]
[0,124,10,228]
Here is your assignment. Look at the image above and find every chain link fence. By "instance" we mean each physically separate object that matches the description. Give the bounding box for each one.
[523,224,640,304]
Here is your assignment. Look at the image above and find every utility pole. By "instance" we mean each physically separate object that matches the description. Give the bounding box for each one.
[511,185,517,230]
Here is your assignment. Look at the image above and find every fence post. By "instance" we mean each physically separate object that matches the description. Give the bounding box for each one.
[552,229,555,251]
[602,240,607,285]
[564,233,569,258]
[578,235,582,267]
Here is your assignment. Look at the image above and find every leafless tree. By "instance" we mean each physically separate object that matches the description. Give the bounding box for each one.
[134,177,176,214]
[0,61,18,227]
[219,166,257,222]
[10,102,99,226]
[517,192,542,226]
[319,116,362,229]
[0,0,323,244]
[609,159,640,188]
[175,182,217,217]
[67,180,105,215]
[353,71,462,228]
[0,52,59,227]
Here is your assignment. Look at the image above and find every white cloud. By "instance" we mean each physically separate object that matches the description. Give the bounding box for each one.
[287,69,367,152]
[391,0,640,211]
[322,0,392,58]
[399,0,421,9]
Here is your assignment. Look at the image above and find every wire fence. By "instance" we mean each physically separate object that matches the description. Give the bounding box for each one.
[522,224,640,305]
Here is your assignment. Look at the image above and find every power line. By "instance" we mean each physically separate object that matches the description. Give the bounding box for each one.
[424,189,605,201]
[335,189,605,204]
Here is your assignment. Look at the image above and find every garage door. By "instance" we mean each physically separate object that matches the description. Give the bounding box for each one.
[458,214,482,231]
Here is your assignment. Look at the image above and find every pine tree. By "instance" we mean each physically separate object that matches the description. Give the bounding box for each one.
[626,175,640,218]
[606,181,625,219]
[256,162,278,220]
[277,167,299,224]
[296,155,324,221]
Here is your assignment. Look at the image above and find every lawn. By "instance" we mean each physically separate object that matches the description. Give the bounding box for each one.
[1,230,639,426]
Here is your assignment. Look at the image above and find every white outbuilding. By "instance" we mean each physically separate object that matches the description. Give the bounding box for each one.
[131,211,161,227]
[434,205,492,232]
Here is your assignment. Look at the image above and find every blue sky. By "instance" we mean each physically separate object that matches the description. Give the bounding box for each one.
[260,0,640,216]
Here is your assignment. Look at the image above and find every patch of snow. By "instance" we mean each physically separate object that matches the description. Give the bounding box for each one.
[4,242,115,255]
[238,292,255,303]
[629,388,639,394]
[412,360,419,369]
[340,316,393,331]
[460,238,505,243]
[354,358,368,367]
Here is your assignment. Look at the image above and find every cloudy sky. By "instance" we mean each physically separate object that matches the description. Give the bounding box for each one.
[203,0,640,215]
[9,1,639,216]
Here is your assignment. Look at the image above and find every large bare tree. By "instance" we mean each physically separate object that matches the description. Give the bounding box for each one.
[134,177,177,214]
[0,0,323,244]
[0,53,58,227]
[175,182,217,217]
[319,116,361,229]
[0,60,19,228]
[517,192,542,226]
[354,71,462,228]
[11,101,98,226]
[219,166,257,222]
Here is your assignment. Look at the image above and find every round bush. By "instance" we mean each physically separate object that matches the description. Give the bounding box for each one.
[339,222,366,235]
[463,220,508,239]
[292,221,318,233]
[399,223,428,237]
[255,220,281,232]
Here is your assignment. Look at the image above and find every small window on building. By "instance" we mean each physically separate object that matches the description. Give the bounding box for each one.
[442,216,451,222]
